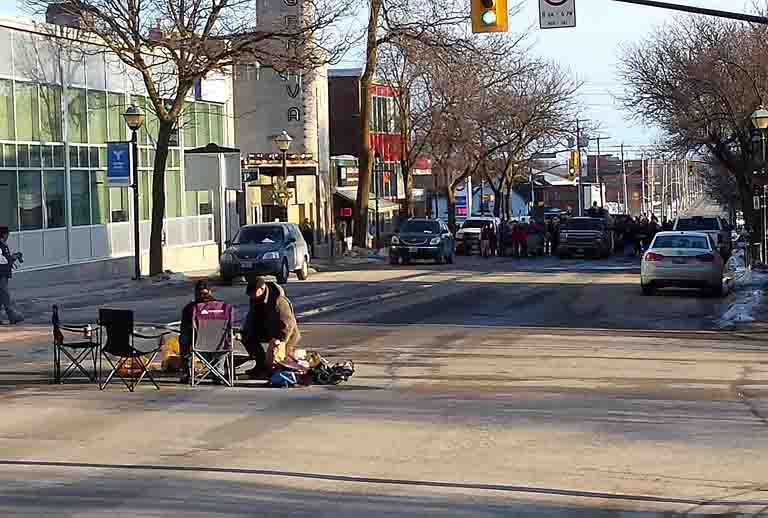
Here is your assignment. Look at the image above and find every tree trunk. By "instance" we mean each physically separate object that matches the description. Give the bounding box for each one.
[353,0,382,248]
[489,181,502,218]
[148,119,174,276]
[736,170,759,234]
[505,180,513,220]
[401,102,412,217]
[446,186,456,232]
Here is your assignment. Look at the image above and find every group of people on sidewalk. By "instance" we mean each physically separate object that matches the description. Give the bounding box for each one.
[615,214,666,256]
[0,226,23,325]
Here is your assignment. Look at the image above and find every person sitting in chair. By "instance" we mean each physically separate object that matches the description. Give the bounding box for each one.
[240,276,301,379]
[179,280,217,382]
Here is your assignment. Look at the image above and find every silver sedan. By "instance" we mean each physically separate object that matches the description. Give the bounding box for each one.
[640,231,724,297]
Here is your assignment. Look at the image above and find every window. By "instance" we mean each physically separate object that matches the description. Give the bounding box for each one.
[16,83,40,141]
[0,80,14,140]
[2,144,16,167]
[138,170,151,220]
[87,90,108,144]
[39,85,62,142]
[210,104,224,144]
[44,170,66,228]
[183,105,197,148]
[109,187,128,222]
[18,170,42,230]
[197,104,211,145]
[91,170,109,224]
[107,93,127,142]
[185,191,199,216]
[675,217,718,231]
[66,88,88,144]
[652,235,709,249]
[70,170,91,226]
[199,190,212,215]
[0,171,17,231]
[166,170,181,218]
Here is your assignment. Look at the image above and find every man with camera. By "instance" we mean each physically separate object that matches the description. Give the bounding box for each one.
[0,226,23,324]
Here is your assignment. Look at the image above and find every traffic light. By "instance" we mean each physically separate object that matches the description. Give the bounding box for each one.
[471,0,508,33]
[688,162,695,174]
[567,150,579,180]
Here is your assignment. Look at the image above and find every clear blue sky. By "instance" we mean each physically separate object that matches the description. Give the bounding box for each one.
[0,0,753,158]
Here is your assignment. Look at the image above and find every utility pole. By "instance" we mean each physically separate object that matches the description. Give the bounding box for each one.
[576,119,583,216]
[649,159,655,218]
[641,155,646,215]
[621,143,629,215]
[593,135,610,207]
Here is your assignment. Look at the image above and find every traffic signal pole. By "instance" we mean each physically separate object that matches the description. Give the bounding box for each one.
[612,0,768,24]
[576,119,583,216]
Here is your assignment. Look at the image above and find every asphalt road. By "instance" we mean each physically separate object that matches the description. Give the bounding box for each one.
[1,255,767,517]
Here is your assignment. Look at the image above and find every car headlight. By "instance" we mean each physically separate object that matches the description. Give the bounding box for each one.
[429,237,441,245]
[391,236,400,245]
[262,251,280,260]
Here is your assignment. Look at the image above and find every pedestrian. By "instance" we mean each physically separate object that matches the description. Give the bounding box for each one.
[518,222,529,258]
[661,217,672,231]
[0,227,23,325]
[586,201,601,218]
[240,276,301,379]
[489,223,498,257]
[480,224,492,258]
[178,280,218,383]
[300,218,315,258]
[551,218,561,257]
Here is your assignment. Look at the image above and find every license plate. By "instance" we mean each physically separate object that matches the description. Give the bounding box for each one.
[673,258,687,264]
[408,247,418,253]
[240,261,253,269]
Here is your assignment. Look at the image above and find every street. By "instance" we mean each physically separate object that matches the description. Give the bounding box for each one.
[1,255,767,516]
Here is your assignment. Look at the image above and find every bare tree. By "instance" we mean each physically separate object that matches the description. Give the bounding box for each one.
[25,0,352,275]
[618,14,768,232]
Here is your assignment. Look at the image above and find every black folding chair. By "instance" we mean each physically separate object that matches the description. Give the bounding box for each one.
[190,301,235,387]
[98,308,168,392]
[52,305,100,384]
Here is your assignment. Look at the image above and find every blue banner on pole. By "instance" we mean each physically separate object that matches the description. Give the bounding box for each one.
[107,142,132,187]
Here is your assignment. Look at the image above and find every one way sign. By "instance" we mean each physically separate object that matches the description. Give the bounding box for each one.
[539,0,576,29]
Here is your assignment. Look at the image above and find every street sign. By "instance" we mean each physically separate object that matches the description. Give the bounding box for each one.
[107,142,132,187]
[539,0,576,29]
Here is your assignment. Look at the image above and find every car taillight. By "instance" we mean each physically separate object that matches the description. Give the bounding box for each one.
[696,254,715,262]
[644,252,664,262]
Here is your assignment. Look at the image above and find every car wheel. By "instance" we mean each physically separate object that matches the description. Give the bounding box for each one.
[296,257,310,280]
[641,283,655,296]
[276,260,289,285]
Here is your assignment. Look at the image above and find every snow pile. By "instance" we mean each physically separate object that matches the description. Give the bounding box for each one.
[716,266,768,328]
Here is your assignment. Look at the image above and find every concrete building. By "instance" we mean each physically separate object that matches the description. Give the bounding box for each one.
[0,17,234,285]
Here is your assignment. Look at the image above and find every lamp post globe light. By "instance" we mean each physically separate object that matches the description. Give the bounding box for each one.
[123,105,145,281]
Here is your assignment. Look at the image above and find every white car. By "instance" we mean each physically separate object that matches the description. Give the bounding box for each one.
[641,231,725,297]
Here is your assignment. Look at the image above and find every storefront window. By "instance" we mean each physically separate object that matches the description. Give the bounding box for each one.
[44,170,66,228]
[16,83,40,142]
[70,169,91,226]
[210,104,224,144]
[0,171,17,231]
[91,170,109,224]
[109,187,128,222]
[67,88,88,144]
[183,105,196,148]
[2,144,15,167]
[88,90,108,144]
[18,170,42,230]
[0,80,15,141]
[166,170,181,218]
[39,85,62,143]
[199,190,212,215]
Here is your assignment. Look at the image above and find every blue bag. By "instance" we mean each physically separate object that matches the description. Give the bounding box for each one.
[270,370,298,387]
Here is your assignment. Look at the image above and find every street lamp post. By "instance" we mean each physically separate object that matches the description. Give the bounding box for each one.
[751,107,768,262]
[123,105,145,281]
[374,152,381,248]
[273,130,293,221]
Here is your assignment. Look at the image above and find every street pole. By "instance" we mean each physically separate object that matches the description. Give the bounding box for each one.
[641,155,646,215]
[763,184,767,264]
[375,162,381,248]
[576,119,583,216]
[594,135,610,207]
[131,129,141,281]
[621,143,629,215]
[281,149,288,222]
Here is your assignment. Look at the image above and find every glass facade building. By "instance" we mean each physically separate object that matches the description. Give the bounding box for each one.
[0,20,231,271]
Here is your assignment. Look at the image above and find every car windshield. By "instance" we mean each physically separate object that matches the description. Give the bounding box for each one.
[401,221,440,234]
[235,226,284,244]
[653,235,710,250]
[462,220,491,229]
[561,219,603,230]
[676,217,718,231]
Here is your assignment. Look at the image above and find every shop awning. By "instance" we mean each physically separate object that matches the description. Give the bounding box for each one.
[334,187,400,214]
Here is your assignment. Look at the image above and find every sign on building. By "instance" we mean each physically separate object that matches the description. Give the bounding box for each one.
[539,0,576,29]
[107,142,132,187]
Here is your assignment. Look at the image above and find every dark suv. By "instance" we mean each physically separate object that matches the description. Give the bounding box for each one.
[390,219,454,265]
[220,223,311,284]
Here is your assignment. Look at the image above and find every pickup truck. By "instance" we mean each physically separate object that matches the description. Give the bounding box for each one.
[672,216,732,258]
[557,217,614,258]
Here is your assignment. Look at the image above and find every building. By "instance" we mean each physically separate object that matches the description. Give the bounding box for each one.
[0,17,234,284]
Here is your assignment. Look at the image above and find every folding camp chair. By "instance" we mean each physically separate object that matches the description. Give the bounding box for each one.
[98,308,168,392]
[51,305,100,384]
[190,301,235,387]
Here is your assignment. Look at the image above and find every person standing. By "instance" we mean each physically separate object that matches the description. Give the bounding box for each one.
[300,218,315,258]
[0,227,23,324]
[551,218,561,258]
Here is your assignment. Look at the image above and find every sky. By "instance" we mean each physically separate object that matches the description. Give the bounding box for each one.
[0,0,755,159]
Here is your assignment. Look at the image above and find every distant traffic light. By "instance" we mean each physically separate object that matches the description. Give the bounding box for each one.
[688,162,695,174]
[567,150,579,179]
[471,0,508,33]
